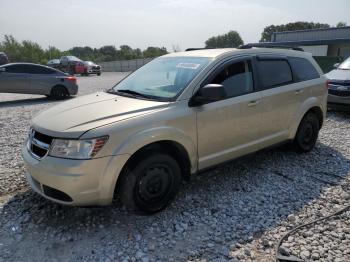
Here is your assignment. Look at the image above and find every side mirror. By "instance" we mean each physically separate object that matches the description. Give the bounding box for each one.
[334,63,340,69]
[189,84,226,107]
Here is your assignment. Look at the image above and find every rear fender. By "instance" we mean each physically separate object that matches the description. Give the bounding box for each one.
[288,97,325,139]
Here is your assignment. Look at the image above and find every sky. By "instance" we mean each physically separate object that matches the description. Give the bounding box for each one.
[0,0,349,51]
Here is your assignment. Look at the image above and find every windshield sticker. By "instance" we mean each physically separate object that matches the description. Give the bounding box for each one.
[176,63,200,69]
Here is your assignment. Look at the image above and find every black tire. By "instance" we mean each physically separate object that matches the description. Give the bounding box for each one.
[293,113,320,153]
[119,153,182,214]
[97,73,101,76]
[50,86,70,100]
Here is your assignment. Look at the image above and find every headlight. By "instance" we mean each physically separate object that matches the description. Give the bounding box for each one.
[49,136,108,159]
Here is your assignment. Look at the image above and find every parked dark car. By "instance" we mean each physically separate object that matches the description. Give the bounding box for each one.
[47,59,61,69]
[0,52,9,65]
[57,56,83,75]
[325,57,350,110]
[0,63,78,99]
[84,61,102,76]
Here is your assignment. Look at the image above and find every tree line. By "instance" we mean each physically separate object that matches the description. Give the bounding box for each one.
[0,35,168,64]
[0,21,347,64]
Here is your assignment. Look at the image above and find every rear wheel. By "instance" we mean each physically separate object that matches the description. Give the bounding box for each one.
[119,153,182,214]
[49,86,70,100]
[293,113,320,153]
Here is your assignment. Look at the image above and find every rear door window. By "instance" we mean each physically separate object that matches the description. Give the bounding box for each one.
[25,65,57,74]
[288,57,320,81]
[256,59,293,89]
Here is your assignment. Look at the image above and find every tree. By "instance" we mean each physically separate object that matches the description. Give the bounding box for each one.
[97,45,118,61]
[336,21,347,28]
[117,45,136,60]
[142,47,168,58]
[0,35,22,62]
[205,30,243,48]
[0,35,169,63]
[260,22,330,42]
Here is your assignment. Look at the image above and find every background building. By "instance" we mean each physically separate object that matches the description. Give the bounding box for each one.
[271,26,350,58]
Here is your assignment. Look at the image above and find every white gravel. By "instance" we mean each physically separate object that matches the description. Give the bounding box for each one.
[0,73,349,261]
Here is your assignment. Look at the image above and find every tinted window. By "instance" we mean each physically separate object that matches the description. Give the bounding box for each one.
[25,65,57,74]
[257,60,292,89]
[211,60,253,98]
[4,64,27,73]
[289,57,320,81]
[5,64,57,74]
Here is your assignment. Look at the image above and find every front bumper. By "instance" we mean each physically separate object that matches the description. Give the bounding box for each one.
[22,145,129,206]
[87,68,101,74]
[328,93,350,110]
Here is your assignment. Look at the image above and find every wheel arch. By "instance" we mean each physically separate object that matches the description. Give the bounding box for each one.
[50,84,68,96]
[289,98,325,139]
[113,139,193,198]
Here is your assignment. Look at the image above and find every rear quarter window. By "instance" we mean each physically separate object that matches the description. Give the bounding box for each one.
[257,59,293,89]
[288,57,320,81]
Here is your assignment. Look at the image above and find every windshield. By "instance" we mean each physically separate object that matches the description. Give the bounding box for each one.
[338,57,350,70]
[111,56,211,100]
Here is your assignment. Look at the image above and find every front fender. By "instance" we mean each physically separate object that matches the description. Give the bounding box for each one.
[113,126,198,173]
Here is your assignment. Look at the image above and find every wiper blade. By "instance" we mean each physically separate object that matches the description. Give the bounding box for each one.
[117,89,146,96]
[114,89,154,99]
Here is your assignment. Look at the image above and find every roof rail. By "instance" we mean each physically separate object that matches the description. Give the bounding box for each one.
[185,48,209,51]
[238,43,304,52]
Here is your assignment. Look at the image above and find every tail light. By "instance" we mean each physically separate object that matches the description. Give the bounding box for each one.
[65,76,77,84]
[326,80,330,89]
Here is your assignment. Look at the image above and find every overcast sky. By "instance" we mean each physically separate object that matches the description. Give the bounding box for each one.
[0,0,349,51]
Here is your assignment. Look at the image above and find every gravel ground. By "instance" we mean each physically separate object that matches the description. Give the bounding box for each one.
[0,73,349,261]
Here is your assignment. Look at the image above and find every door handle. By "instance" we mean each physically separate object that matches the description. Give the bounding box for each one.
[294,89,303,95]
[247,100,261,107]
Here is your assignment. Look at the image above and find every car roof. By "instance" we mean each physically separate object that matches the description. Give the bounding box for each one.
[2,62,48,67]
[0,62,67,73]
[163,47,310,59]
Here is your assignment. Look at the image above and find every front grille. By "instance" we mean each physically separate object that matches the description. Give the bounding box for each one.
[329,80,350,86]
[27,130,53,159]
[328,89,350,97]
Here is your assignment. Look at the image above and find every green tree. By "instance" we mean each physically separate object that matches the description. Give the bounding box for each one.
[260,21,330,42]
[0,35,169,63]
[68,46,95,61]
[336,21,347,28]
[0,35,22,62]
[142,47,168,58]
[117,45,136,60]
[97,45,118,61]
[205,30,243,48]
[46,46,62,60]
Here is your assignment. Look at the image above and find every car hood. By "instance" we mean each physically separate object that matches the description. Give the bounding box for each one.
[325,69,350,81]
[32,92,169,138]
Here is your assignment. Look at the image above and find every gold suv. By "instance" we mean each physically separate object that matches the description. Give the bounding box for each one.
[22,47,327,213]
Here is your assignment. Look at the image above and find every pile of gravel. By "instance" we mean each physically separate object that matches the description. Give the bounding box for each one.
[0,74,349,261]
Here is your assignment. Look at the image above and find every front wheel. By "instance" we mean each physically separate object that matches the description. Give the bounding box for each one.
[293,113,320,153]
[119,153,182,214]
